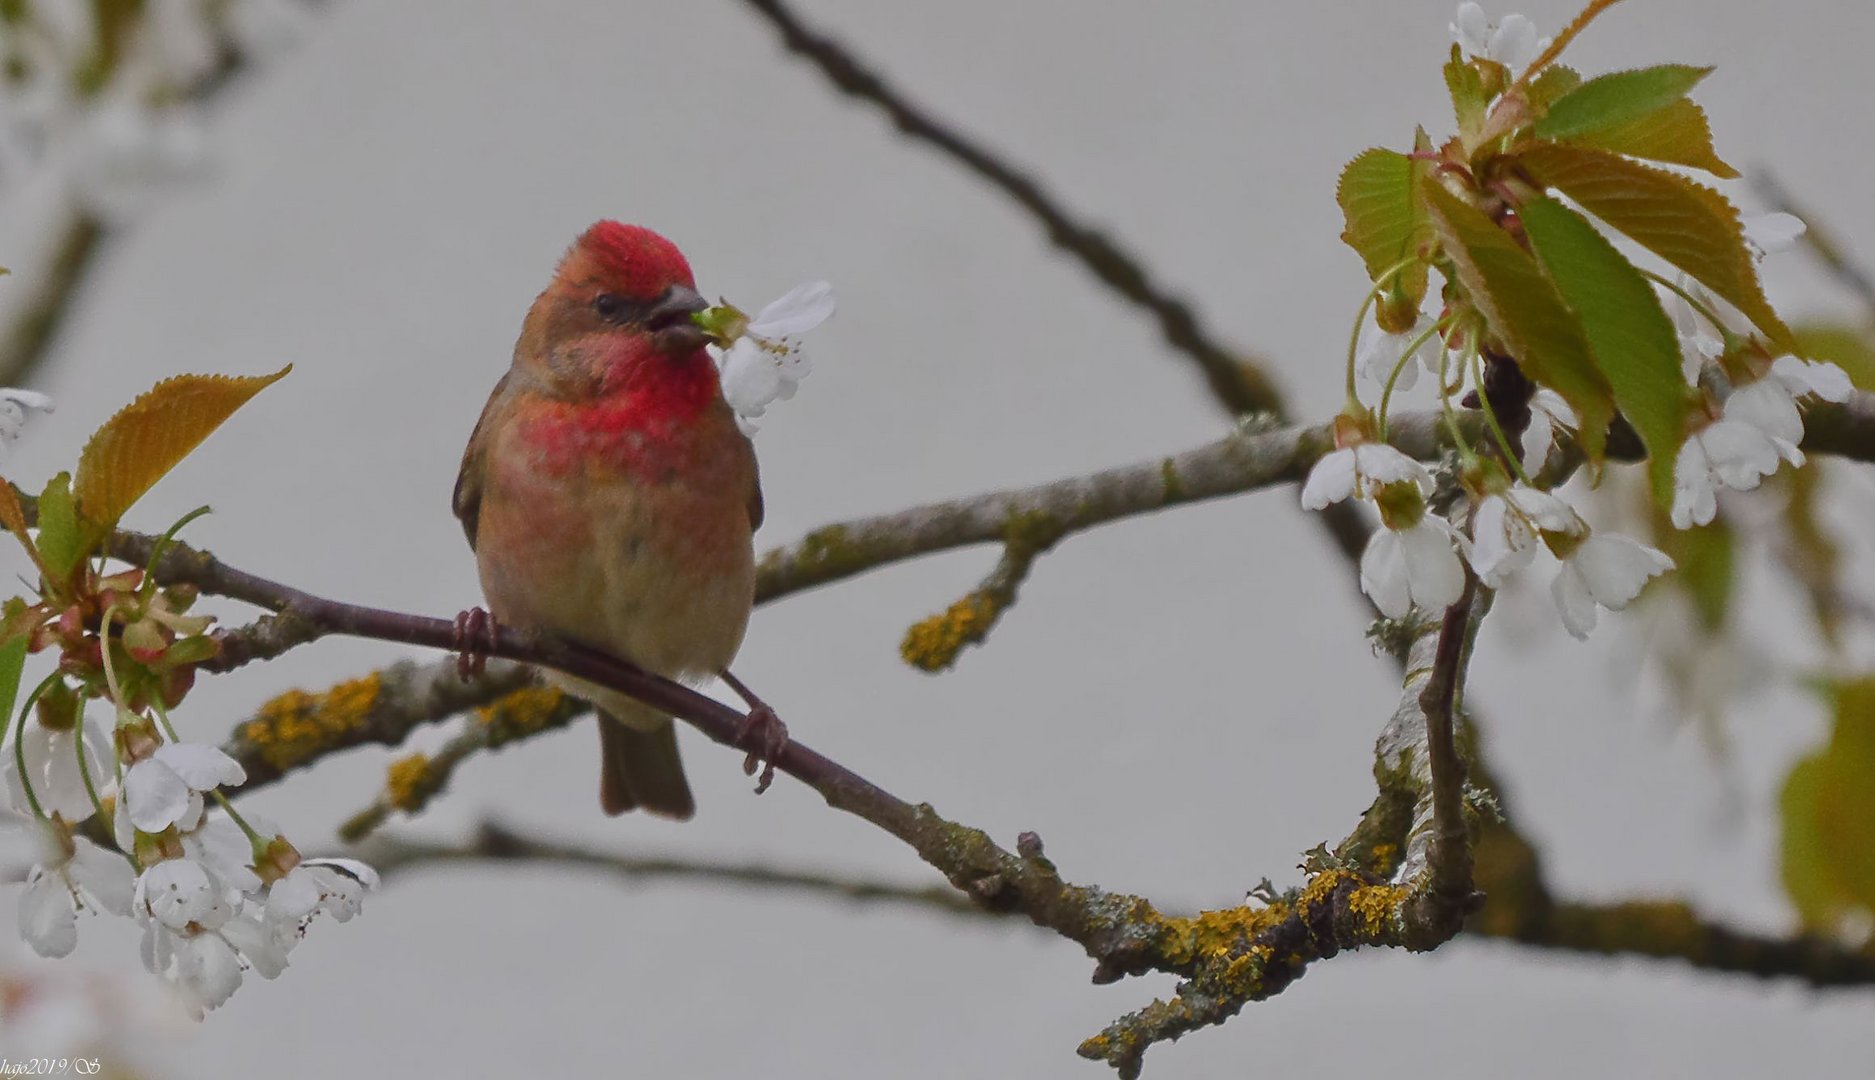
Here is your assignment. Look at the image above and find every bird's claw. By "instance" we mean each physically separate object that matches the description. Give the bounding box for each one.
[452,607,499,681]
[734,704,789,795]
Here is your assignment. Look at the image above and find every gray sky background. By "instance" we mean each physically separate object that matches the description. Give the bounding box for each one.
[2,0,1873,1075]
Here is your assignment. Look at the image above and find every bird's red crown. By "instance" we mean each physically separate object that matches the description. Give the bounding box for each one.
[563,221,696,301]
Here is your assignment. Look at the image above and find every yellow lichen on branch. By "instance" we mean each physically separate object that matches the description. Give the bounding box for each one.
[240,672,382,772]
[900,592,1000,672]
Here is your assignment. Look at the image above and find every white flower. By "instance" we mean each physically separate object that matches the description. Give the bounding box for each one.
[0,388,55,460]
[135,857,232,933]
[1361,514,1468,618]
[1722,380,1806,466]
[1451,3,1548,71]
[218,907,294,979]
[1670,419,1782,529]
[265,857,377,930]
[122,743,246,834]
[4,716,106,822]
[1356,316,1441,392]
[1300,443,1430,510]
[714,281,835,433]
[1551,532,1675,640]
[1722,356,1854,465]
[17,830,135,958]
[1769,354,1855,402]
[1468,484,1582,587]
[139,917,244,1018]
[1521,388,1578,473]
[1742,211,1806,259]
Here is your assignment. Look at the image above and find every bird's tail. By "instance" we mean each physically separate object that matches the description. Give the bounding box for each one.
[597,706,696,820]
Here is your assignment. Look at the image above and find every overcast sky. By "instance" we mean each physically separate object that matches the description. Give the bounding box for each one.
[3,0,1873,1075]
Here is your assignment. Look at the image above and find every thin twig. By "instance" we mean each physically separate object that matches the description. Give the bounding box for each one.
[737,0,1283,418]
[365,821,985,918]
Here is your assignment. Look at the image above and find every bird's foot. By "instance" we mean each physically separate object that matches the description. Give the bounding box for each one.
[722,669,789,794]
[451,607,500,681]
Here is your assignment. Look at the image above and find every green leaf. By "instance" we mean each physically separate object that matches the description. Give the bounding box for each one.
[1793,323,1875,390]
[1521,142,1794,350]
[1567,97,1738,179]
[1781,678,1875,932]
[1337,142,1430,317]
[1520,198,1691,507]
[1525,65,1582,111]
[1532,64,1712,142]
[35,473,85,583]
[0,633,26,736]
[1445,47,1489,143]
[1421,181,1613,462]
[74,367,290,530]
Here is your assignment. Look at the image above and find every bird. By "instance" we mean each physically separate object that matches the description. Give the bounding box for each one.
[452,221,768,819]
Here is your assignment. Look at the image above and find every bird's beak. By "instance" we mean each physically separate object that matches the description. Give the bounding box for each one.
[647,285,710,353]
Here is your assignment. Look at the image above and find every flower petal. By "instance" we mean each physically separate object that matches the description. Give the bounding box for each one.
[1353,444,1432,493]
[139,858,216,931]
[1399,518,1466,611]
[178,932,243,1012]
[748,281,835,337]
[1550,562,1599,641]
[1573,533,1674,611]
[1769,356,1853,403]
[19,870,78,958]
[1451,2,1491,54]
[70,837,134,916]
[718,339,782,418]
[123,759,192,832]
[1360,529,1413,618]
[1724,378,1804,449]
[1300,448,1358,510]
[1742,212,1806,257]
[1671,437,1717,529]
[220,912,292,979]
[151,742,247,791]
[1699,419,1781,491]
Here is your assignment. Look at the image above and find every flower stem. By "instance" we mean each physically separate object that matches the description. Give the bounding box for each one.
[1437,339,1481,469]
[1346,257,1422,406]
[1377,317,1451,440]
[8,671,60,820]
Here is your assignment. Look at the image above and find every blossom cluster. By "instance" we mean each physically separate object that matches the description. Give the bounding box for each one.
[0,677,377,1020]
[0,0,317,221]
[1306,6,1856,639]
[0,390,373,1019]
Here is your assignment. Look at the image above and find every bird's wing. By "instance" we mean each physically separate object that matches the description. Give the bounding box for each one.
[452,371,513,550]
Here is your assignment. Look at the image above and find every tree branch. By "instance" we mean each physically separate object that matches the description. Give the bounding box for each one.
[366,820,1875,989]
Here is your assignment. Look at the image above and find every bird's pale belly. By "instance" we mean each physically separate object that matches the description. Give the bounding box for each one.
[475,463,756,688]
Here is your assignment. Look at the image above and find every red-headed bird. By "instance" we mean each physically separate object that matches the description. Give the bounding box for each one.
[453,222,763,819]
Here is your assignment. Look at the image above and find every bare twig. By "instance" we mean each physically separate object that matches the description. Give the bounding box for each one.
[364,821,984,918]
[737,0,1282,418]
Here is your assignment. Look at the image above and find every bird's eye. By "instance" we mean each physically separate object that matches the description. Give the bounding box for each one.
[593,293,625,319]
